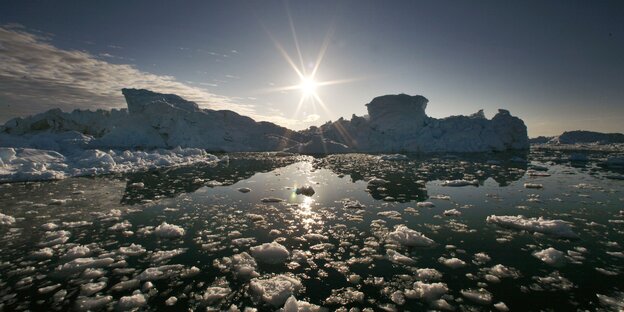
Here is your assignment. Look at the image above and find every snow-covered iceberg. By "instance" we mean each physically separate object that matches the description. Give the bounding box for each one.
[304,94,529,153]
[1,89,529,156]
[1,88,301,151]
[531,130,624,145]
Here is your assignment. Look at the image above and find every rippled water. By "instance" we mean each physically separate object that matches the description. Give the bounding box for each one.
[1,150,623,311]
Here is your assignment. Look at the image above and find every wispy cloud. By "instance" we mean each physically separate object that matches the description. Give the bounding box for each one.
[0,25,306,128]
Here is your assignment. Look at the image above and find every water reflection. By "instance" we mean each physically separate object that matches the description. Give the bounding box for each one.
[313,152,529,202]
[121,153,300,204]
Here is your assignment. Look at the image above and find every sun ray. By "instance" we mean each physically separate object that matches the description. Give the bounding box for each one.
[285,1,307,75]
[256,6,368,126]
[310,24,335,79]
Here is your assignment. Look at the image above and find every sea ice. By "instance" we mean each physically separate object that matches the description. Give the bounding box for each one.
[250,242,290,264]
[249,274,302,307]
[486,215,578,238]
[386,225,435,247]
[405,281,448,302]
[153,222,185,238]
[533,247,566,266]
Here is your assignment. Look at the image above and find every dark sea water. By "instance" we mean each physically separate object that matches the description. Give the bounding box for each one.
[0,150,623,311]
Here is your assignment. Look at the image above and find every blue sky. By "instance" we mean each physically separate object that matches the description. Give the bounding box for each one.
[1,0,623,136]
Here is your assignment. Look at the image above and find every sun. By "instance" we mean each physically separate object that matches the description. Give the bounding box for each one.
[299,77,317,96]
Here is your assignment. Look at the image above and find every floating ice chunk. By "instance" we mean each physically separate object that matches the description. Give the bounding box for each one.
[438,257,467,269]
[486,215,578,238]
[596,292,624,310]
[41,222,59,230]
[0,212,16,225]
[595,267,618,276]
[416,268,442,281]
[524,183,543,189]
[430,195,451,200]
[386,249,416,265]
[151,248,187,262]
[416,201,435,208]
[494,302,510,311]
[39,230,72,247]
[533,247,566,266]
[249,275,302,307]
[80,281,107,296]
[62,245,92,259]
[488,264,520,279]
[109,220,132,231]
[443,209,461,216]
[216,252,259,280]
[38,283,61,294]
[379,154,408,160]
[250,242,290,264]
[442,179,478,187]
[367,177,389,186]
[165,296,177,306]
[31,247,54,259]
[117,293,147,310]
[405,281,448,302]
[55,257,115,275]
[378,210,402,219]
[387,225,435,247]
[153,222,185,238]
[136,264,188,281]
[324,288,365,305]
[461,288,493,305]
[280,295,325,312]
[302,233,329,241]
[342,199,365,209]
[111,279,140,292]
[261,197,284,203]
[430,299,454,310]
[295,185,315,196]
[238,187,251,193]
[203,286,231,304]
[473,252,491,265]
[118,243,147,256]
[74,296,113,311]
[49,199,69,205]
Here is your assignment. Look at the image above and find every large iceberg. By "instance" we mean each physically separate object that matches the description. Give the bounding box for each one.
[301,94,529,153]
[1,89,528,156]
[1,88,302,152]
[530,130,624,145]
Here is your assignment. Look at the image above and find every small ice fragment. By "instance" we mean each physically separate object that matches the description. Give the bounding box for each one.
[153,222,185,238]
[295,185,315,196]
[533,247,566,266]
[250,242,290,264]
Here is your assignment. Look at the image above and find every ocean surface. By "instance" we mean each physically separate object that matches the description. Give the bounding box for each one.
[0,150,623,311]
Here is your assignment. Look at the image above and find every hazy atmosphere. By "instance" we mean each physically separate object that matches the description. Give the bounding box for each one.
[1,0,623,136]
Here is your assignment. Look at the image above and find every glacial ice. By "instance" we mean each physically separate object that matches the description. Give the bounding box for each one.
[1,89,529,164]
[249,274,302,306]
[386,225,435,247]
[486,215,578,238]
[0,146,220,182]
[250,242,290,264]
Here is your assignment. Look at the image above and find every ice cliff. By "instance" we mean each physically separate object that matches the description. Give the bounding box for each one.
[1,89,301,152]
[1,89,528,154]
[530,130,624,145]
[297,94,528,153]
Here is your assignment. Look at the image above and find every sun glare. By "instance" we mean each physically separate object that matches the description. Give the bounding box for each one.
[299,77,317,96]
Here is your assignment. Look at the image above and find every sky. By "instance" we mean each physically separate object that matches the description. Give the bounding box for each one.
[0,0,623,137]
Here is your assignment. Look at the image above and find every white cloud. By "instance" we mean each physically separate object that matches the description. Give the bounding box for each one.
[0,25,299,128]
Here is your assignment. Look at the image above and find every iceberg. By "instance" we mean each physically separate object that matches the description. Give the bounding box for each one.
[1,89,529,165]
[309,94,529,153]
